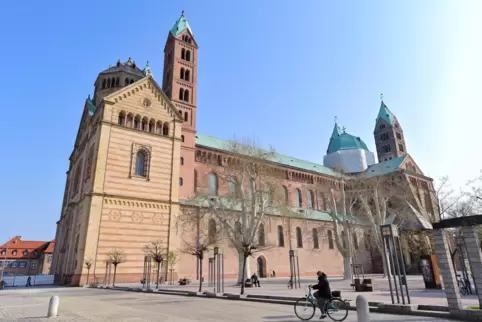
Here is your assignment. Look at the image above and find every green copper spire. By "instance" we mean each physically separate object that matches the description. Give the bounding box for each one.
[327,124,369,154]
[330,122,343,139]
[170,10,193,37]
[376,101,396,126]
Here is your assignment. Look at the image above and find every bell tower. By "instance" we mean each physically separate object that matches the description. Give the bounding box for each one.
[374,99,408,162]
[163,11,199,198]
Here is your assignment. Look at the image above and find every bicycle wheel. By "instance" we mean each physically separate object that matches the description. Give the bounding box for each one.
[326,298,349,321]
[458,281,468,295]
[294,297,316,321]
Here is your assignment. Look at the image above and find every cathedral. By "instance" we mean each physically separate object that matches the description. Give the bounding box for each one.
[51,12,438,285]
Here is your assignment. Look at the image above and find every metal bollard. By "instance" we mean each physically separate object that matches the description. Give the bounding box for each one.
[356,295,370,322]
[47,295,59,317]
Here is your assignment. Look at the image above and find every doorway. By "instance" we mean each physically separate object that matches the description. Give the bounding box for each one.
[257,256,267,278]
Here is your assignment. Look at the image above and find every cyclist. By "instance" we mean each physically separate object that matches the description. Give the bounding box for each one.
[311,271,331,319]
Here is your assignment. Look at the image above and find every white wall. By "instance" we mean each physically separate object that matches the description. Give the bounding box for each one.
[323,149,376,173]
[2,274,54,287]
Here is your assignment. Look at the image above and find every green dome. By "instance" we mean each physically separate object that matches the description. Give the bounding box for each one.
[326,123,370,154]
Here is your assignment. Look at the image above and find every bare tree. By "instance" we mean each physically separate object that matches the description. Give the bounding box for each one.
[143,240,165,289]
[197,137,300,295]
[177,204,219,292]
[107,248,127,287]
[166,251,179,284]
[84,258,93,285]
[434,176,466,220]
[468,170,482,213]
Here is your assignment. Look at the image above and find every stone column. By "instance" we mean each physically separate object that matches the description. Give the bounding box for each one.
[461,226,482,307]
[433,229,462,311]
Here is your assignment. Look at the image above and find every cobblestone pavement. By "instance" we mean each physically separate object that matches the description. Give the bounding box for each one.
[0,287,463,321]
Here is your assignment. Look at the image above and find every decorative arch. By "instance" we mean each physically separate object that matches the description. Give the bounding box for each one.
[179,88,184,100]
[312,228,319,249]
[126,113,133,127]
[183,89,190,102]
[307,190,314,208]
[156,121,162,134]
[118,111,126,126]
[295,188,302,207]
[133,115,141,129]
[257,255,267,278]
[181,48,186,60]
[180,67,185,80]
[162,122,169,136]
[141,117,148,131]
[131,144,152,180]
[186,50,191,61]
[296,226,303,248]
[277,225,285,247]
[185,69,190,81]
[148,119,155,133]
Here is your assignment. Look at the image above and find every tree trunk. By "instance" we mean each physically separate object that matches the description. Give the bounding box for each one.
[240,254,248,295]
[113,265,117,287]
[156,262,160,289]
[237,252,250,284]
[87,269,90,285]
[343,255,352,280]
[198,256,203,293]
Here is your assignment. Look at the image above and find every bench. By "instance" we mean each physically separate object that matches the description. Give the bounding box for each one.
[245,278,253,288]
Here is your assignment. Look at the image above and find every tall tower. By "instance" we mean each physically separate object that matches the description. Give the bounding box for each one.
[162,11,199,198]
[374,100,407,162]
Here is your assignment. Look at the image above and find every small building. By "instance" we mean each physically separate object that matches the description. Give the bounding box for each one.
[0,236,55,276]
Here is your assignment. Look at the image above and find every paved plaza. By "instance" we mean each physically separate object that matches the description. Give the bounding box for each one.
[0,287,464,321]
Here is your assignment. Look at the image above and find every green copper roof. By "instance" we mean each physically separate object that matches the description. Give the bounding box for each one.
[326,124,370,154]
[86,97,97,116]
[195,133,336,176]
[363,155,407,178]
[170,12,193,37]
[376,101,396,127]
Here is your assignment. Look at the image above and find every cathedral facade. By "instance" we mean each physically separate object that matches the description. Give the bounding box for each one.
[51,13,437,285]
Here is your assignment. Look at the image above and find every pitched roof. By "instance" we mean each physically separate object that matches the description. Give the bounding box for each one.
[170,11,194,37]
[326,124,370,154]
[195,133,336,176]
[99,58,145,78]
[363,155,407,178]
[44,240,55,253]
[0,236,53,259]
[376,101,396,128]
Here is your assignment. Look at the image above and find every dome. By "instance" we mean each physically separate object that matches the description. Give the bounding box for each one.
[326,123,369,154]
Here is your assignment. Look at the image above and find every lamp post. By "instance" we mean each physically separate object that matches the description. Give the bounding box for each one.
[0,237,11,282]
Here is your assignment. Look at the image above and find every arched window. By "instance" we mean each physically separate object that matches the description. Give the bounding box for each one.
[133,115,140,129]
[277,225,285,247]
[296,227,303,248]
[1,250,6,256]
[180,157,184,165]
[179,177,183,186]
[328,230,334,249]
[141,118,148,131]
[118,112,125,126]
[307,190,314,208]
[183,89,189,102]
[295,188,302,207]
[162,123,169,136]
[125,78,129,86]
[382,144,391,153]
[135,150,147,177]
[181,48,186,60]
[208,173,218,196]
[353,232,359,250]
[208,219,217,244]
[313,228,319,249]
[258,223,265,246]
[184,111,188,122]
[282,186,289,204]
[186,50,191,61]
[179,88,184,100]
[228,176,237,196]
[12,250,17,256]
[102,79,106,89]
[181,135,185,142]
[107,78,111,88]
[156,121,162,134]
[130,79,134,84]
[126,114,133,127]
[185,69,190,81]
[180,68,185,80]
[115,77,119,87]
[148,119,155,133]
[194,170,198,192]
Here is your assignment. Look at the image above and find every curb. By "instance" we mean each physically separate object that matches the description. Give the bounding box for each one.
[88,285,475,320]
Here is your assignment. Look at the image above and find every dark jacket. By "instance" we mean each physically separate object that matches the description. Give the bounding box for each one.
[312,275,331,298]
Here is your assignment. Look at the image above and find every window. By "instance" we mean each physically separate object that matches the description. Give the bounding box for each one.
[353,233,359,250]
[1,250,5,256]
[179,88,184,100]
[186,50,191,61]
[163,123,169,136]
[328,230,334,249]
[277,225,285,247]
[118,112,125,126]
[48,255,52,264]
[156,121,162,134]
[379,124,386,130]
[181,135,185,142]
[296,227,303,248]
[295,189,302,207]
[19,261,26,268]
[115,77,119,87]
[398,144,404,152]
[380,133,389,141]
[12,261,18,268]
[313,228,319,249]
[307,190,314,208]
[382,144,391,153]
[194,170,197,192]
[180,157,184,165]
[102,79,106,89]
[141,118,148,131]
[185,69,190,81]
[396,132,402,140]
[208,173,218,195]
[179,177,183,186]
[125,78,129,86]
[208,219,217,244]
[135,150,147,177]
[12,250,17,256]
[23,250,28,256]
[282,186,289,204]
[183,90,190,102]
[148,120,155,133]
[133,116,140,129]
[107,78,111,88]
[180,68,185,80]
[258,223,265,246]
[184,112,188,122]
[181,48,186,60]
[31,261,37,269]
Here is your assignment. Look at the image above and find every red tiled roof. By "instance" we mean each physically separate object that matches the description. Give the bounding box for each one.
[0,236,54,259]
[44,241,55,253]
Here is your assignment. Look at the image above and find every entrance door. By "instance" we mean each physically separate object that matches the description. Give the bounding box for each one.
[257,257,264,278]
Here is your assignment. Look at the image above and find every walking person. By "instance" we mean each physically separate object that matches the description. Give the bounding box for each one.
[311,271,331,319]
[26,276,32,287]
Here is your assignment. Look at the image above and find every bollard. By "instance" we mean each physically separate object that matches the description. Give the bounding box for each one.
[356,295,370,322]
[47,295,59,317]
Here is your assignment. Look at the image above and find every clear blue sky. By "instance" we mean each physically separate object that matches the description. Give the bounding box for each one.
[1,1,481,242]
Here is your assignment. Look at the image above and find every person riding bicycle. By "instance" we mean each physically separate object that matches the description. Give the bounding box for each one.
[311,271,331,319]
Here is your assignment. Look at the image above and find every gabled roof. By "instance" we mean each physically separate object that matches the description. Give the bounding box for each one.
[170,11,194,37]
[363,155,407,178]
[0,236,53,259]
[99,57,145,78]
[326,123,370,154]
[375,101,396,129]
[195,133,336,176]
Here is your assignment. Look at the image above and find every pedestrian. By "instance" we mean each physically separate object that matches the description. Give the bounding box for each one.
[311,271,331,319]
[272,270,276,278]
[26,276,32,287]
[251,273,260,287]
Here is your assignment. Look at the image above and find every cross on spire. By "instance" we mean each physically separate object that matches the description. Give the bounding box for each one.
[380,93,384,101]
[181,10,184,16]
[334,116,338,123]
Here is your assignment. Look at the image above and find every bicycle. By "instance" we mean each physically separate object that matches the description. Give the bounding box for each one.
[456,274,470,295]
[294,286,349,321]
